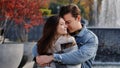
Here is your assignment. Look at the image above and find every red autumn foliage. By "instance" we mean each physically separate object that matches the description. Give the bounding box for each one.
[0,0,49,32]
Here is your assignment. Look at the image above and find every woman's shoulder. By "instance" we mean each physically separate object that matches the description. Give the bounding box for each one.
[57,35,75,43]
[58,35,71,40]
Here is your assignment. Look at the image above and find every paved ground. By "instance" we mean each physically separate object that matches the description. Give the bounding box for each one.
[23,61,120,68]
[23,62,34,68]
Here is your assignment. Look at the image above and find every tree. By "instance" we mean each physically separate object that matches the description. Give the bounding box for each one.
[0,0,49,43]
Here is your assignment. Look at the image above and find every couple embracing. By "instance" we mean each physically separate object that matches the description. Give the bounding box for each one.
[32,4,98,68]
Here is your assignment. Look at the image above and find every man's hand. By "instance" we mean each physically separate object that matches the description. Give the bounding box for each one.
[36,55,54,66]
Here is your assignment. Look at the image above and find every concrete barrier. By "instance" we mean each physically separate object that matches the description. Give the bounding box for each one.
[89,28,120,62]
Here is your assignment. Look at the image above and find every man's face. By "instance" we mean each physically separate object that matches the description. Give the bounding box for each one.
[63,13,80,33]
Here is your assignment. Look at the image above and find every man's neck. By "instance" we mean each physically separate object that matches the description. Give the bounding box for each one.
[70,23,83,36]
[70,29,81,36]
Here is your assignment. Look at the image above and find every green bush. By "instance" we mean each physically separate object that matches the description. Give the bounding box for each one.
[40,9,51,16]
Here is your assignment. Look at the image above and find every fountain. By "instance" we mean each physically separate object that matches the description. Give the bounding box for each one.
[90,0,120,68]
[97,0,120,28]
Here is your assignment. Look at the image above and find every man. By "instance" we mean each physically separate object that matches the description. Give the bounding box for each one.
[32,4,98,68]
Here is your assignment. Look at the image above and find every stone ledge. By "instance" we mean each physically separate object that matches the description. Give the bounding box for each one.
[93,62,120,65]
[93,62,120,68]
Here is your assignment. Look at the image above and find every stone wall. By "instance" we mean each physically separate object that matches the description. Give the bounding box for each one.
[6,27,120,62]
[89,28,120,62]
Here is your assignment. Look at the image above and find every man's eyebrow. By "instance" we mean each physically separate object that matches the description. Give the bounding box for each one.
[66,20,72,22]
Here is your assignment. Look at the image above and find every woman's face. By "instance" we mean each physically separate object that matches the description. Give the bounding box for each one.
[57,18,67,35]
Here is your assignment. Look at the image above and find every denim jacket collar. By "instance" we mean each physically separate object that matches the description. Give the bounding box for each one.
[74,24,87,37]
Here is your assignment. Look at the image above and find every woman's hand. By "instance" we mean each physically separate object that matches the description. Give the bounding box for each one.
[36,55,54,66]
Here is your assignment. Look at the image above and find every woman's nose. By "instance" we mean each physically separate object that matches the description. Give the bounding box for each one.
[65,24,68,28]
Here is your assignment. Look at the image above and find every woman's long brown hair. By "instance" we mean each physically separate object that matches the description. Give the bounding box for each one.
[37,15,60,55]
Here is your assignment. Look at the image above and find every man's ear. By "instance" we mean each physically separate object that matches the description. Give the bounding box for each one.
[77,15,81,21]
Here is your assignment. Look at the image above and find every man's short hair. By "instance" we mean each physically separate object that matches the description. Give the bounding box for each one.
[59,4,81,18]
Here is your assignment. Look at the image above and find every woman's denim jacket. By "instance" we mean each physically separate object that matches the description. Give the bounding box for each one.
[32,25,98,68]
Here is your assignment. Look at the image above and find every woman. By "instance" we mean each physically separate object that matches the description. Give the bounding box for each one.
[32,15,81,68]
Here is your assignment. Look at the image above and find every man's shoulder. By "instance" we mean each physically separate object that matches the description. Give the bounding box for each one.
[86,29,97,38]
[76,28,98,48]
[84,29,98,43]
[80,28,98,42]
